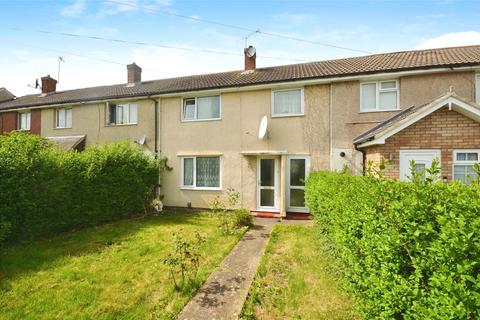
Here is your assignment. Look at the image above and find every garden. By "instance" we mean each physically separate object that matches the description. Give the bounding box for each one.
[305,161,480,319]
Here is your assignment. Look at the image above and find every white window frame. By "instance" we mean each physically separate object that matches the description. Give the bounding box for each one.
[180,156,222,190]
[17,111,31,131]
[475,73,480,104]
[256,156,280,212]
[271,88,305,117]
[106,102,138,125]
[55,107,72,129]
[360,80,400,112]
[452,149,480,183]
[286,155,310,213]
[181,95,222,122]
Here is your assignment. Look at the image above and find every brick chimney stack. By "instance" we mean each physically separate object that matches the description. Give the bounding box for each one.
[127,63,142,83]
[41,75,57,94]
[244,46,256,71]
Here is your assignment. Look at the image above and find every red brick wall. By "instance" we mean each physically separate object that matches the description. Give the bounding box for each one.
[364,107,480,181]
[0,112,17,133]
[0,110,41,135]
[30,109,41,135]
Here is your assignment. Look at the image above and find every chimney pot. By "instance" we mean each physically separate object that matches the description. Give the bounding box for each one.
[127,63,142,83]
[41,75,57,94]
[244,46,256,71]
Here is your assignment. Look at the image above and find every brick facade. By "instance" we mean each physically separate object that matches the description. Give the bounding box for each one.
[0,112,17,133]
[0,109,41,135]
[364,107,480,181]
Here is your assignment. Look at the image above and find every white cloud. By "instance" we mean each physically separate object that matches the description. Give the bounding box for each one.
[416,31,480,49]
[99,0,171,16]
[61,0,86,17]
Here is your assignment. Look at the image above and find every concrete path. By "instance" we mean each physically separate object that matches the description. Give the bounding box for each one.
[178,217,301,320]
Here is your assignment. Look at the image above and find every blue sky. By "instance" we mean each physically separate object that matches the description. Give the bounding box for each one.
[1,0,480,96]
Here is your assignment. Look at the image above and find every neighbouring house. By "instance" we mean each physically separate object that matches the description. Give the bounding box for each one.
[1,45,480,217]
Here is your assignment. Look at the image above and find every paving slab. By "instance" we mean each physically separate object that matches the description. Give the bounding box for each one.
[177,217,279,320]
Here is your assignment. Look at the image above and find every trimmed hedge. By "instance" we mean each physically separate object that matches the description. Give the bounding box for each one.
[0,132,162,243]
[306,171,480,319]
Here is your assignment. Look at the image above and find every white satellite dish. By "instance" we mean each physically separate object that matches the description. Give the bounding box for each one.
[137,134,146,145]
[246,46,256,58]
[258,116,268,139]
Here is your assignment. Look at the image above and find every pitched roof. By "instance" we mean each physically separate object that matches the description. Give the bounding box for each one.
[2,45,480,111]
[0,88,15,103]
[354,92,480,147]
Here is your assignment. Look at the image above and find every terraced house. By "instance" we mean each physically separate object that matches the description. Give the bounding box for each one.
[1,45,480,217]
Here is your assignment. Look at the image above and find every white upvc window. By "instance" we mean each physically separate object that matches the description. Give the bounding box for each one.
[453,150,480,184]
[107,103,138,125]
[56,107,72,128]
[181,156,221,190]
[272,88,304,117]
[360,80,399,112]
[182,96,221,121]
[18,111,31,131]
[476,73,480,104]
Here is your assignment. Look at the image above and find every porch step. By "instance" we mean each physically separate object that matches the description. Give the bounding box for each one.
[286,213,312,220]
[253,211,280,218]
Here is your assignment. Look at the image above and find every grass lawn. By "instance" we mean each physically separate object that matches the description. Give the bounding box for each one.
[0,211,244,320]
[241,223,358,320]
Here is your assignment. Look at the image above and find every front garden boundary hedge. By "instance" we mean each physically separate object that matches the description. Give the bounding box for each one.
[0,132,162,243]
[306,170,480,319]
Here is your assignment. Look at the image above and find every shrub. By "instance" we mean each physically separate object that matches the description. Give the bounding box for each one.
[219,209,253,235]
[0,132,163,243]
[232,209,253,228]
[163,230,206,291]
[306,165,480,319]
[209,196,226,212]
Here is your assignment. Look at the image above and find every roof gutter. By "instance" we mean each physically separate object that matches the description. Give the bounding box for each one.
[1,65,479,113]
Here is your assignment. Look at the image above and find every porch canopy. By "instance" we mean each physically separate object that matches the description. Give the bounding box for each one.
[47,135,86,151]
[240,150,287,156]
[354,92,480,148]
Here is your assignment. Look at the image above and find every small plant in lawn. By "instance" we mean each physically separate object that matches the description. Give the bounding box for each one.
[209,196,226,213]
[163,230,206,291]
[226,187,240,208]
[220,209,253,235]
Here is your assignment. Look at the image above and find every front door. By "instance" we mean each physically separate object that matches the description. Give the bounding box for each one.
[399,150,441,181]
[257,157,279,211]
[287,156,310,212]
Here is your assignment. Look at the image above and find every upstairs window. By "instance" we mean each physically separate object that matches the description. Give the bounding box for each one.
[56,107,72,128]
[361,80,399,112]
[272,88,304,117]
[182,96,221,121]
[476,74,480,104]
[181,156,221,189]
[108,103,138,125]
[18,111,31,131]
[453,150,480,184]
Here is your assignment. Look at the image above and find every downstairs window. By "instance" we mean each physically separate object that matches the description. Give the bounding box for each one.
[181,156,221,189]
[453,150,480,183]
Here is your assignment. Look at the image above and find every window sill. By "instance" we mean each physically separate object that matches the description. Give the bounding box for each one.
[180,187,222,191]
[104,123,138,127]
[181,118,221,123]
[271,113,305,118]
[54,127,72,130]
[16,129,30,132]
[359,108,401,114]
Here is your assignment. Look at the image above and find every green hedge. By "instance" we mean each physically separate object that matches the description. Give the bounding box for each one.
[0,132,162,243]
[306,171,480,319]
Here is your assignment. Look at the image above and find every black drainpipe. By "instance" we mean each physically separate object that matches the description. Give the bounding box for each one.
[148,96,160,198]
[354,143,366,176]
[148,96,159,159]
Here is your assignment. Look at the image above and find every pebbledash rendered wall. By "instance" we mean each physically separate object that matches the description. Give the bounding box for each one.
[363,107,480,181]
